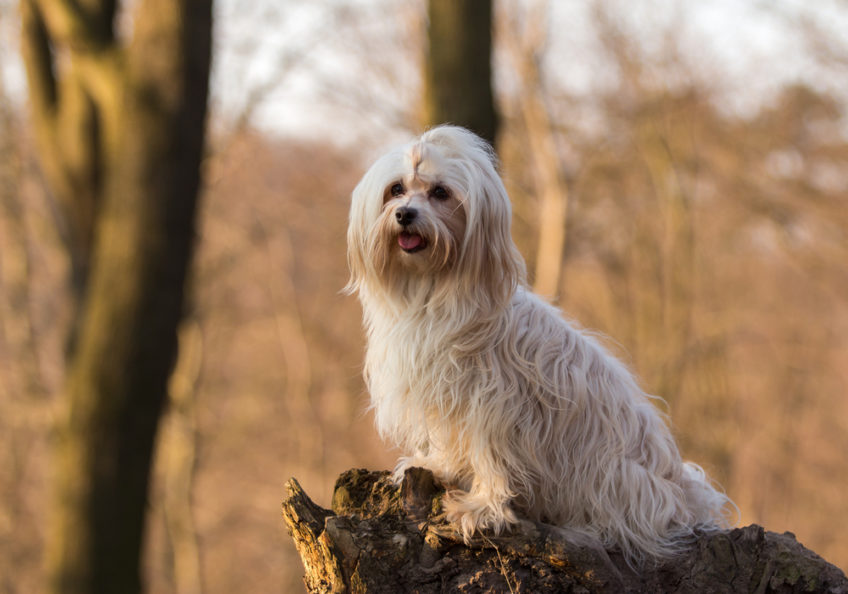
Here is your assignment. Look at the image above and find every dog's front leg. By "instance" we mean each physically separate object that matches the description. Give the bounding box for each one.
[442,454,518,542]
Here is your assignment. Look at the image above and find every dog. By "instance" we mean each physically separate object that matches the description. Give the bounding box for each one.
[346,125,735,565]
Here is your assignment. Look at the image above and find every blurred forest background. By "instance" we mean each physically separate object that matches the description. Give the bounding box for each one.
[1,0,847,592]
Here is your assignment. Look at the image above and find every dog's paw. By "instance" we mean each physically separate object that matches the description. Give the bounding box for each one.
[443,490,518,542]
[392,455,430,484]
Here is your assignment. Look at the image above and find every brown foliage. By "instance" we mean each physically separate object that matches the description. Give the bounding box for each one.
[2,98,847,590]
[1,2,847,592]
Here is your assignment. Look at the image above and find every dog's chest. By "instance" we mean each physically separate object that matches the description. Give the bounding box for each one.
[365,313,468,398]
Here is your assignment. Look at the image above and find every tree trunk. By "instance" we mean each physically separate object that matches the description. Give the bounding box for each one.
[424,0,498,145]
[501,4,570,299]
[20,1,212,592]
[283,468,848,593]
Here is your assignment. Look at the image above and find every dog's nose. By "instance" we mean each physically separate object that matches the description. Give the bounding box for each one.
[395,206,417,226]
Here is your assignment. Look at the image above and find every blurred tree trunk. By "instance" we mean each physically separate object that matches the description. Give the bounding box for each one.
[160,319,204,594]
[19,1,211,593]
[424,0,498,145]
[501,4,569,299]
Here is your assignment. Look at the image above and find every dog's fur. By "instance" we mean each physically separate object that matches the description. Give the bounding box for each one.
[346,125,735,565]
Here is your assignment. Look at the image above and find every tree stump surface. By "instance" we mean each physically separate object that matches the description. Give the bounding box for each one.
[282,468,847,593]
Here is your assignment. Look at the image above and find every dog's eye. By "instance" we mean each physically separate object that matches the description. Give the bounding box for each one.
[389,183,405,197]
[430,185,450,201]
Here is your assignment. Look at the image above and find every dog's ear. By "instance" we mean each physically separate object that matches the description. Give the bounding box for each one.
[347,145,414,296]
[421,126,526,310]
[456,159,526,311]
[345,158,388,296]
[344,181,367,295]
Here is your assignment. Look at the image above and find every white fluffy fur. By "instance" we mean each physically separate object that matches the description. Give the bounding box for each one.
[346,125,736,565]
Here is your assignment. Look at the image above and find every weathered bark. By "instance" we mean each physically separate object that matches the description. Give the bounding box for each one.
[20,0,212,592]
[424,0,498,145]
[283,468,848,593]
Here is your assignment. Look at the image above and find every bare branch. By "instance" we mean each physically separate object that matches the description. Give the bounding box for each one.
[500,2,570,299]
[20,0,58,118]
[36,0,115,50]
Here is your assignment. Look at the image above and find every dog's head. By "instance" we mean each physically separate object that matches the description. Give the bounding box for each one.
[346,126,526,309]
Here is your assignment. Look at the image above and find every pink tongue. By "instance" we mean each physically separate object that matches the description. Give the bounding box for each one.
[398,232,423,250]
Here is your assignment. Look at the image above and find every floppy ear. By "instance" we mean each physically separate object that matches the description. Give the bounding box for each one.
[345,162,382,295]
[459,162,527,310]
[344,224,366,297]
[344,179,367,295]
[419,125,526,309]
[345,151,401,296]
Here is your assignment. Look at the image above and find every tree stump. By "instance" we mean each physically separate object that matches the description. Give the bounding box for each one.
[282,468,847,593]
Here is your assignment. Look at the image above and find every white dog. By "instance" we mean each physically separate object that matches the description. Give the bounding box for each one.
[346,125,735,565]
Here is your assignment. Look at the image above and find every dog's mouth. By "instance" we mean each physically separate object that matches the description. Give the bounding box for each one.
[398,231,427,253]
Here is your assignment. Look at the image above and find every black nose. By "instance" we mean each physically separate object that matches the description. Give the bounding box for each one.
[395,206,417,226]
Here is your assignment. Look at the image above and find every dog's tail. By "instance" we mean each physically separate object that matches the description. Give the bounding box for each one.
[682,461,740,530]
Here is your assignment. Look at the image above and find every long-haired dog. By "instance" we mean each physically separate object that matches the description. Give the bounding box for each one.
[346,125,735,565]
